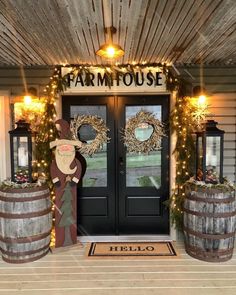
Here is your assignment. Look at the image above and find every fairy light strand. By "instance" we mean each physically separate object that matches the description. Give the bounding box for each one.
[169,95,206,228]
[37,64,208,233]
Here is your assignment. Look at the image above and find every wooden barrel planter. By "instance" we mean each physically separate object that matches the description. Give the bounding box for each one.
[183,182,236,262]
[0,185,52,263]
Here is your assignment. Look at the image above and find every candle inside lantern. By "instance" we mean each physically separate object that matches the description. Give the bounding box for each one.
[206,153,217,167]
[18,145,28,167]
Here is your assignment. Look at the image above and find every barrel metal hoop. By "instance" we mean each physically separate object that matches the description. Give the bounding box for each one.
[0,186,49,194]
[0,242,50,256]
[185,243,234,257]
[0,188,49,198]
[186,194,235,204]
[1,249,50,264]
[183,207,236,218]
[0,207,52,219]
[0,229,52,244]
[0,193,49,203]
[183,226,236,239]
[185,246,233,262]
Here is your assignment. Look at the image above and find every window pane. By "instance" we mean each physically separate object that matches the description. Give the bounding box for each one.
[126,105,162,188]
[70,105,107,187]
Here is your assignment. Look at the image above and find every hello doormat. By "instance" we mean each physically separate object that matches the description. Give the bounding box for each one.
[86,242,178,258]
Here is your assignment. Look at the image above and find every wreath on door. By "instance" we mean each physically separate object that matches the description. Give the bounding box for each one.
[122,110,165,154]
[70,115,110,155]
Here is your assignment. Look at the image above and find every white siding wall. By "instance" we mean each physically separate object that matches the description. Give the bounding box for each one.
[178,66,236,183]
[0,91,11,181]
[207,93,236,183]
[0,66,53,96]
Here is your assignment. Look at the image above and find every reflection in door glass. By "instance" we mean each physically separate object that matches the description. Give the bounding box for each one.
[126,106,162,188]
[135,123,154,141]
[70,105,107,187]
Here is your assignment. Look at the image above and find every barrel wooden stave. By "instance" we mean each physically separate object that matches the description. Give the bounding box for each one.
[0,235,51,253]
[0,186,52,263]
[184,186,236,262]
[0,198,50,215]
[0,211,52,237]
[0,235,51,263]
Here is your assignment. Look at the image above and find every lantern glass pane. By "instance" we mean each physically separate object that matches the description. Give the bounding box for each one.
[197,136,203,180]
[197,136,203,169]
[13,136,29,182]
[32,136,35,161]
[206,136,221,182]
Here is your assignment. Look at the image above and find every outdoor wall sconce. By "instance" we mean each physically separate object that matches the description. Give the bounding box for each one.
[23,86,38,104]
[195,120,225,184]
[96,26,124,59]
[192,85,207,107]
[9,120,35,183]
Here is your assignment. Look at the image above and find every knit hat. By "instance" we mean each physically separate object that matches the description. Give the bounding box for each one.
[50,119,81,149]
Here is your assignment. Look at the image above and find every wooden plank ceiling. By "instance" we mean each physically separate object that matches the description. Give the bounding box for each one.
[0,0,235,66]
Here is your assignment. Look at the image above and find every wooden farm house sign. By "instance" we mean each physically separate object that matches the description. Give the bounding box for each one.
[62,67,166,93]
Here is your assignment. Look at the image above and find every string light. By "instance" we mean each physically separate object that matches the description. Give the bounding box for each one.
[169,94,208,229]
[32,67,59,247]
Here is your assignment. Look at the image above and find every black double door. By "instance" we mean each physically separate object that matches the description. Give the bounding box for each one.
[62,95,170,235]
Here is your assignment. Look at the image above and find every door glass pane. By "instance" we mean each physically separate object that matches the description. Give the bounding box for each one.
[70,105,107,187]
[126,106,162,187]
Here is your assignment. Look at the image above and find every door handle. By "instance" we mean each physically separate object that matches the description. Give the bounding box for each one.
[119,157,124,166]
[120,170,124,175]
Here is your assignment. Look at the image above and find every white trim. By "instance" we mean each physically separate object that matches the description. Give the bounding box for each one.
[0,91,11,182]
[170,91,177,241]
[62,91,170,96]
[78,235,172,243]
[55,94,62,119]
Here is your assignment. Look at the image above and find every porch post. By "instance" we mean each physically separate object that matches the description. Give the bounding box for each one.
[0,91,11,181]
[170,91,177,241]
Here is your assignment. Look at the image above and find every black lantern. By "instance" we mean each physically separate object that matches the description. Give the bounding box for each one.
[196,120,224,184]
[9,120,35,183]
